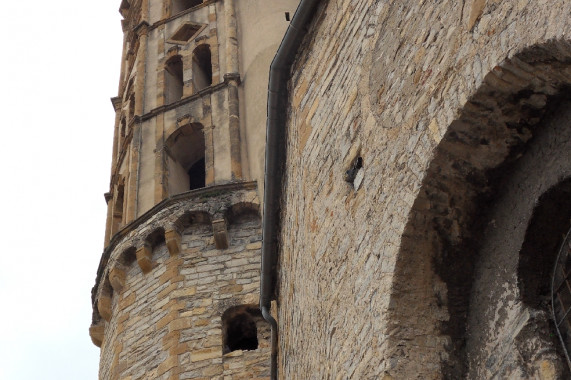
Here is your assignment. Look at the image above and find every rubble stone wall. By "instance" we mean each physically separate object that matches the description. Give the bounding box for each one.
[278,0,571,378]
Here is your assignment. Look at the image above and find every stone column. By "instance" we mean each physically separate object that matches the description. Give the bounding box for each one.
[225,0,242,179]
[204,125,216,185]
[104,192,113,245]
[134,23,149,116]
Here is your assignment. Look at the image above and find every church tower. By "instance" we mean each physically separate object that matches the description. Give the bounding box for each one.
[89,0,297,378]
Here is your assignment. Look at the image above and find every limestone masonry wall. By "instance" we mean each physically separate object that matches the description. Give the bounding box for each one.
[278,0,571,378]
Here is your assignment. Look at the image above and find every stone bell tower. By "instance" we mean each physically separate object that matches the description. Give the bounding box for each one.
[89,0,297,378]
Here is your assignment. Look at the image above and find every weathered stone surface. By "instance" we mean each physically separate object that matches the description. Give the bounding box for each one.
[278,0,571,378]
[109,266,126,292]
[95,186,271,379]
[136,244,153,274]
[212,219,229,249]
[165,229,182,256]
[89,323,105,347]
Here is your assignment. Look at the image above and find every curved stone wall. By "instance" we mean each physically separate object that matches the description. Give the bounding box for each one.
[91,182,270,379]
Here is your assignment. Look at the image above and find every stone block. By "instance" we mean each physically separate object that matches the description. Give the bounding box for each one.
[89,323,105,347]
[202,364,223,376]
[136,244,153,273]
[190,347,222,362]
[171,286,197,298]
[169,318,192,332]
[157,312,178,331]
[109,266,126,292]
[165,229,182,256]
[98,294,112,322]
[158,282,178,299]
[157,355,178,376]
[246,241,262,250]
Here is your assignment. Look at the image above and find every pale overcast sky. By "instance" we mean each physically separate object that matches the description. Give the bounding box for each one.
[0,1,123,378]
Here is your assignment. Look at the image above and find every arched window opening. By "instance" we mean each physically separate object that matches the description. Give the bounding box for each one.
[145,228,166,251]
[172,0,202,15]
[222,305,267,354]
[119,247,137,267]
[165,56,184,104]
[192,45,212,92]
[165,123,206,195]
[112,183,125,233]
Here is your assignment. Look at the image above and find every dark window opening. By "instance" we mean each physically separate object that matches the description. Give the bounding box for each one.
[223,310,258,354]
[192,45,212,92]
[188,157,205,190]
[165,123,206,195]
[165,56,184,104]
[172,0,202,15]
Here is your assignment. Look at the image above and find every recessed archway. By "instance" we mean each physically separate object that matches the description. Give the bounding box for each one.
[165,123,206,195]
[387,40,571,379]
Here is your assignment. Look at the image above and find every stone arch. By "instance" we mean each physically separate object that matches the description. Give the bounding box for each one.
[192,44,212,92]
[225,202,261,226]
[224,202,262,251]
[165,123,206,195]
[173,210,212,233]
[387,40,571,379]
[145,227,166,252]
[117,246,137,267]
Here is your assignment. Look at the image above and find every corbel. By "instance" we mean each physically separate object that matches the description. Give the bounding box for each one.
[165,228,182,256]
[89,322,105,348]
[97,293,112,322]
[136,243,153,273]
[109,265,127,292]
